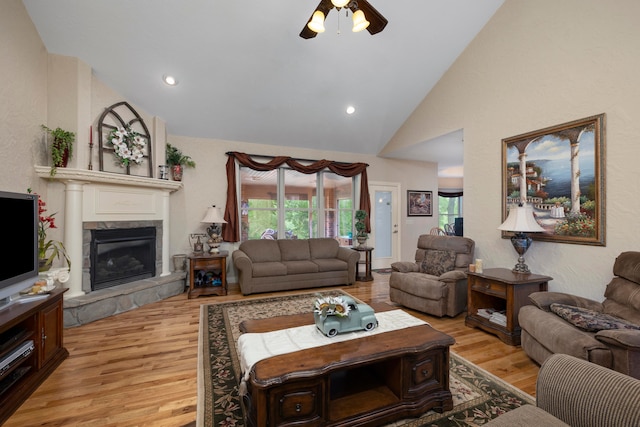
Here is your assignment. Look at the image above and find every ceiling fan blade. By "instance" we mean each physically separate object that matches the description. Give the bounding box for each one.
[300,0,334,39]
[352,0,388,35]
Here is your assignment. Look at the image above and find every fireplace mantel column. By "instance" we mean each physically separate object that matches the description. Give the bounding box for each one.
[64,180,88,298]
[161,189,171,276]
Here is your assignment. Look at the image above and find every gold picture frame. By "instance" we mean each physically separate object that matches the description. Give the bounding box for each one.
[502,114,606,246]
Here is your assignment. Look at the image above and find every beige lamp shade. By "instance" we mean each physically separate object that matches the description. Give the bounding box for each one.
[498,204,544,233]
[308,11,326,33]
[201,206,227,224]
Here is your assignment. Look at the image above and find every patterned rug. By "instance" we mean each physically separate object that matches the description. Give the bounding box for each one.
[197,291,534,426]
[373,268,393,274]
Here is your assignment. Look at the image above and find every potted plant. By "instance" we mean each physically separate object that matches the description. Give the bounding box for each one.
[41,125,75,176]
[166,143,196,181]
[354,209,368,247]
[28,188,71,272]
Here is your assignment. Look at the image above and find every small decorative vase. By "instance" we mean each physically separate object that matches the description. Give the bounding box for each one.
[38,258,50,273]
[171,165,183,181]
[356,236,367,247]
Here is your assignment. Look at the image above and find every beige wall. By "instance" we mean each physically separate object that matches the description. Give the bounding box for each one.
[383,0,640,301]
[1,0,439,280]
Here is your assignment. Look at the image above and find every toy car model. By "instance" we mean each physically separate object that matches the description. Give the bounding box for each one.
[313,296,378,337]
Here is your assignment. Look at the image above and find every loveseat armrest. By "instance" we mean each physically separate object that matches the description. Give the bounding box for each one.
[438,270,467,283]
[391,261,419,273]
[528,291,603,312]
[596,329,640,349]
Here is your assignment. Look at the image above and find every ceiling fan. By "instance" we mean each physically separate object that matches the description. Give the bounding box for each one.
[300,0,388,39]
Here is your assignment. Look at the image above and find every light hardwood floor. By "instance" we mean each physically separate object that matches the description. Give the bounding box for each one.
[5,273,540,427]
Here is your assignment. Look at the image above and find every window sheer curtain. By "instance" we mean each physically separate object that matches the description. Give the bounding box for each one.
[223,151,370,242]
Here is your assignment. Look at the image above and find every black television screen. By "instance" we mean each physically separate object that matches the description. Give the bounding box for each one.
[0,191,38,306]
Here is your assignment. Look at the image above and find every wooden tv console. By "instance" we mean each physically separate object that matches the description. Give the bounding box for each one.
[0,288,68,424]
[239,303,455,427]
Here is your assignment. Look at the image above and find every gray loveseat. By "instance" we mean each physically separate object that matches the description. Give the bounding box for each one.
[519,251,640,379]
[485,353,640,427]
[232,238,359,295]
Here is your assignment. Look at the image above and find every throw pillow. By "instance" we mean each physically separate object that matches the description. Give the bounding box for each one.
[420,249,457,276]
[550,303,640,332]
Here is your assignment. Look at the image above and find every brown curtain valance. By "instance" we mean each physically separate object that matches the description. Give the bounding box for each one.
[222,151,370,242]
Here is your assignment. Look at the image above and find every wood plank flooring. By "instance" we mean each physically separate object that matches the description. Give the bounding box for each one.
[4,273,540,426]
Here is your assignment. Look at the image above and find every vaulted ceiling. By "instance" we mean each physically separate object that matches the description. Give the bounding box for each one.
[22,0,504,176]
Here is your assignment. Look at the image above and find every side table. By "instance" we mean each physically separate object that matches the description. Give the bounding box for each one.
[465,268,552,345]
[352,246,374,282]
[188,251,228,298]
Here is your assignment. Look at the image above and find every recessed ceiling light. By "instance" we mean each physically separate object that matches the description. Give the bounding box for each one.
[346,106,355,114]
[163,75,178,86]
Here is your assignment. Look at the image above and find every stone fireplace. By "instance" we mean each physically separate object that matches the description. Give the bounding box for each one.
[35,166,185,327]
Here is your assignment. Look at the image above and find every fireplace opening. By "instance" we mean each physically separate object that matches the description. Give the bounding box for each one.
[90,227,156,291]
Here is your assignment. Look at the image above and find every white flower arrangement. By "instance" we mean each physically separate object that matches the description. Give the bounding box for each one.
[314,296,351,318]
[107,125,146,167]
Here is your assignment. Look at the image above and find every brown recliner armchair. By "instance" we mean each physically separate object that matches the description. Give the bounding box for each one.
[519,251,640,379]
[389,234,475,317]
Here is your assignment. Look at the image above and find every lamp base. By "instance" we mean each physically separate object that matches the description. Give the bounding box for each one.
[510,232,533,274]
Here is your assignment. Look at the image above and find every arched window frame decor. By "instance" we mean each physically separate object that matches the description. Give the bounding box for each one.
[97,101,153,177]
[222,151,371,242]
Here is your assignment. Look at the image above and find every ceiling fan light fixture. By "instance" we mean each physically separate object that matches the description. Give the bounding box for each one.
[308,10,326,33]
[331,0,350,7]
[352,9,370,32]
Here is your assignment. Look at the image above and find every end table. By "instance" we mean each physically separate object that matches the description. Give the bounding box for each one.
[188,251,228,298]
[352,246,374,282]
[465,267,552,345]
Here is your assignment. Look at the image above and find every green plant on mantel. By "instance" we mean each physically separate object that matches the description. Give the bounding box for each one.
[166,143,196,168]
[41,125,75,176]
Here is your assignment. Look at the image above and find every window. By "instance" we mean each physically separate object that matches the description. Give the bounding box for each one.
[240,167,355,242]
[438,192,463,231]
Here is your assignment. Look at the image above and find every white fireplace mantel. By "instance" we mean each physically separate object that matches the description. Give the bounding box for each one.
[35,166,182,298]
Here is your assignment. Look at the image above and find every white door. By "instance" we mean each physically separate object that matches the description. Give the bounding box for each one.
[368,182,400,269]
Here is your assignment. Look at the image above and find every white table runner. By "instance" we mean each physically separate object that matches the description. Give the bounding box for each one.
[238,309,427,383]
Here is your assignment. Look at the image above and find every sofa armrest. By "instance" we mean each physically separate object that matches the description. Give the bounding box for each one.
[438,270,467,283]
[391,261,419,273]
[232,250,253,273]
[536,353,640,426]
[528,291,603,312]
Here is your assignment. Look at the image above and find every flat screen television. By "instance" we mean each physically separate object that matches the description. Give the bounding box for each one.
[0,190,39,309]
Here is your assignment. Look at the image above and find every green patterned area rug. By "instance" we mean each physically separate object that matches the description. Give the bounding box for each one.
[197,291,534,426]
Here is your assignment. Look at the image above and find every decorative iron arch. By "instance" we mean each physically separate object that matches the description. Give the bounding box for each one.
[97,101,153,177]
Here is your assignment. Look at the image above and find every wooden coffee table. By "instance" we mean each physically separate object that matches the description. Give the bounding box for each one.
[239,303,455,427]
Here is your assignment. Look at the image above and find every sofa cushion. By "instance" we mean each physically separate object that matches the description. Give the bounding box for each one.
[239,239,281,263]
[282,260,319,274]
[252,261,287,277]
[278,239,311,261]
[420,249,456,276]
[550,303,640,332]
[313,258,348,272]
[309,238,339,259]
[604,276,640,313]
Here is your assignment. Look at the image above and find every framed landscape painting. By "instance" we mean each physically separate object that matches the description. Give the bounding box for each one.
[502,114,606,246]
[407,190,432,216]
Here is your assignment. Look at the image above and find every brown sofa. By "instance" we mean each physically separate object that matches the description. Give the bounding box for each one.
[232,238,360,295]
[519,251,640,379]
[485,353,640,427]
[389,234,475,317]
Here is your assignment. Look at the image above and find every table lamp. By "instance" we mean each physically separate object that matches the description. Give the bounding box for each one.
[201,205,227,253]
[498,203,545,274]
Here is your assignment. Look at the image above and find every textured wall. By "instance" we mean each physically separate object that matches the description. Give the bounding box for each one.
[0,0,48,195]
[383,0,640,301]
